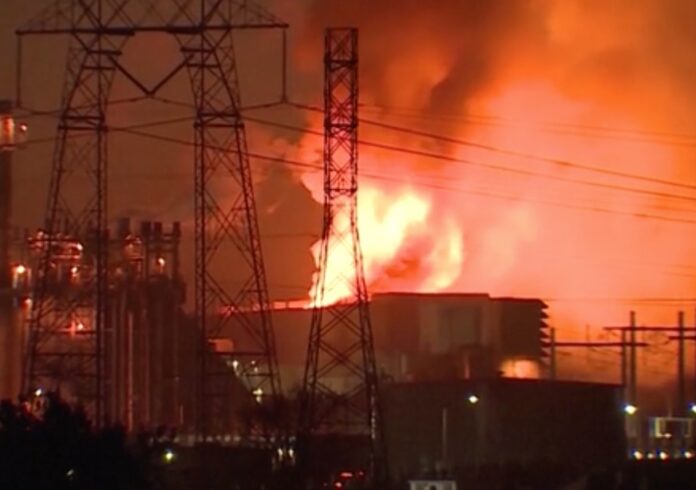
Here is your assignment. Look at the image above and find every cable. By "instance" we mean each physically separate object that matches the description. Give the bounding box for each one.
[18,105,696,227]
[288,101,696,194]
[17,115,195,147]
[114,126,696,227]
[358,102,696,146]
[15,96,153,119]
[24,98,696,204]
[243,112,696,206]
[358,117,696,194]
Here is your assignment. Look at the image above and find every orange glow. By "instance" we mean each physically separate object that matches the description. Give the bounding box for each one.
[282,0,696,385]
[499,359,540,379]
[305,179,464,306]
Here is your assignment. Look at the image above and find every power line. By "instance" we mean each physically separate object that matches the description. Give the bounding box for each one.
[17,115,195,147]
[17,105,696,227]
[358,118,696,193]
[288,101,696,194]
[358,102,696,147]
[15,96,152,119]
[242,110,696,205]
[22,99,696,206]
[114,126,696,227]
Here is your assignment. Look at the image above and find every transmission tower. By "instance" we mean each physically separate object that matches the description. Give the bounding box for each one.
[298,28,387,483]
[17,0,284,432]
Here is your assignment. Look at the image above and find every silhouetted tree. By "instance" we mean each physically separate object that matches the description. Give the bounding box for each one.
[0,393,151,490]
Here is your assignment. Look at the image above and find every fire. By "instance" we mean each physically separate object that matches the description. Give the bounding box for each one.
[281,0,696,384]
[306,180,464,306]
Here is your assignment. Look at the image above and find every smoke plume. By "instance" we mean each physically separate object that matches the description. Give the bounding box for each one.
[268,0,696,383]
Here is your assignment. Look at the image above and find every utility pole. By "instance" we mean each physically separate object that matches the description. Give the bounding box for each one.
[606,311,696,417]
[549,328,556,380]
[678,311,686,414]
[298,28,387,486]
[548,329,647,385]
[668,310,696,414]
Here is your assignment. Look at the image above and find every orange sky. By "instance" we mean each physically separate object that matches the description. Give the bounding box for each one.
[4,0,696,387]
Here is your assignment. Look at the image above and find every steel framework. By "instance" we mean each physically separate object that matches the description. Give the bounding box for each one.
[298,28,386,481]
[18,0,284,432]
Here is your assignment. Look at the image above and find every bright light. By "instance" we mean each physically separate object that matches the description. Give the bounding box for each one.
[658,450,668,460]
[689,403,696,415]
[468,394,479,405]
[253,387,263,403]
[14,264,26,275]
[66,468,75,479]
[646,452,655,460]
[624,404,638,415]
[632,450,643,460]
[685,450,694,459]
[34,388,43,397]
[76,322,85,332]
[156,257,166,268]
[163,449,175,463]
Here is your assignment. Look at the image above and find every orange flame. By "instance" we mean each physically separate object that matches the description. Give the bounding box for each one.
[305,178,464,306]
[283,0,696,385]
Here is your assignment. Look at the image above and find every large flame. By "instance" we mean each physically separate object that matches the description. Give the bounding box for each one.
[274,0,696,384]
[302,162,464,306]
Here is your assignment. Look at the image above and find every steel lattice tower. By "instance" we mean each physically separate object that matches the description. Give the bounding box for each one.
[298,28,387,482]
[17,0,284,431]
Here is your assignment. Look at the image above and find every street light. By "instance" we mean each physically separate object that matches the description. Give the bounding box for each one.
[163,448,176,463]
[468,394,479,405]
[624,403,638,415]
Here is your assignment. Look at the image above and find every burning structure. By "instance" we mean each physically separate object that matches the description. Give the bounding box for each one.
[227,293,549,393]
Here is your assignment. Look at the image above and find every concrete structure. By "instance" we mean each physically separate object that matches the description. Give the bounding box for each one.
[230,293,549,393]
[382,379,626,480]
[8,219,254,435]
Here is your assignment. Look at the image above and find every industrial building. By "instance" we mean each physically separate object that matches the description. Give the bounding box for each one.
[0,218,256,436]
[382,378,626,479]
[0,207,659,484]
[230,293,550,393]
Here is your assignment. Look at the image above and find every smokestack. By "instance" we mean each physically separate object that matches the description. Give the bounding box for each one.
[0,100,16,399]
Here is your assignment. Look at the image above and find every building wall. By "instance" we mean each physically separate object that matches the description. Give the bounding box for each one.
[382,379,626,479]
[231,293,548,394]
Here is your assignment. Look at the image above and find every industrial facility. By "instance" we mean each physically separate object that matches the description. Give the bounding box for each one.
[243,293,549,391]
[1,1,696,489]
